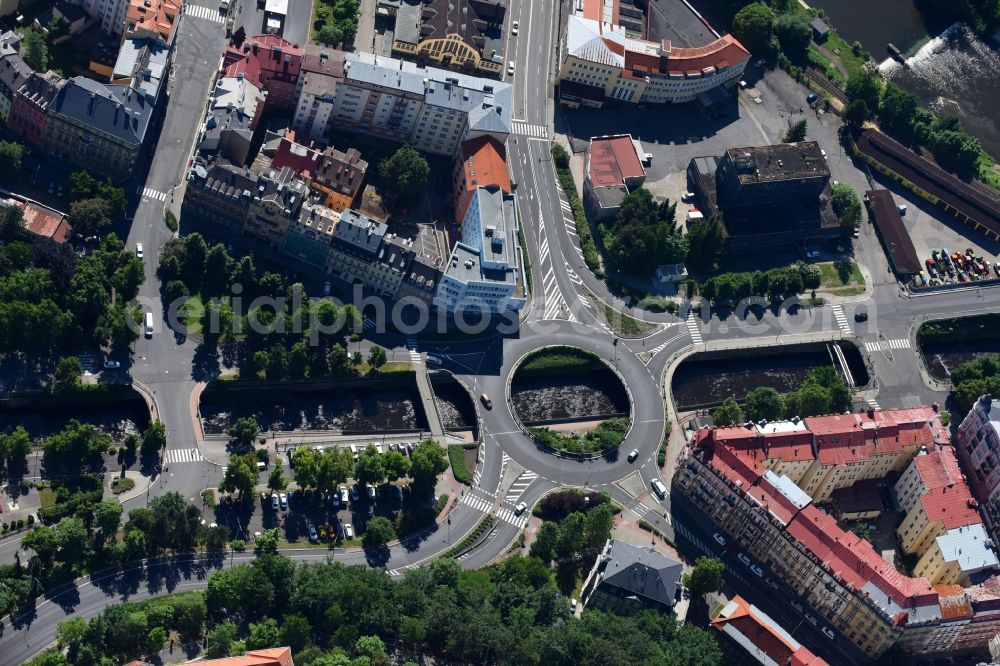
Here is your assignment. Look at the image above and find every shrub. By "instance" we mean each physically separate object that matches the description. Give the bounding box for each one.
[27,515,34,525]
[537,489,609,521]
[165,210,178,232]
[447,445,473,485]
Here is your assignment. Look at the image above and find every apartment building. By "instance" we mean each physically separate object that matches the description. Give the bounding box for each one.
[434,185,525,314]
[583,133,646,221]
[325,208,387,286]
[396,256,441,308]
[122,0,180,42]
[677,408,1000,659]
[244,165,307,248]
[281,200,340,271]
[184,158,259,234]
[557,15,749,107]
[311,147,367,212]
[0,40,30,122]
[292,45,343,140]
[368,235,415,299]
[958,396,1000,535]
[453,136,510,226]
[8,72,63,149]
[223,34,303,114]
[327,51,512,156]
[45,76,155,180]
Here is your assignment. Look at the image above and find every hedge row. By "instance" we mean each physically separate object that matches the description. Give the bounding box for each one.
[448,445,473,486]
[443,515,494,559]
[552,145,601,275]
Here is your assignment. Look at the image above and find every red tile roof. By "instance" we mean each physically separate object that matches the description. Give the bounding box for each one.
[935,584,973,620]
[192,647,293,666]
[712,595,828,666]
[806,408,948,466]
[919,485,981,530]
[587,134,645,187]
[15,199,71,243]
[270,137,321,178]
[223,34,303,91]
[915,448,964,491]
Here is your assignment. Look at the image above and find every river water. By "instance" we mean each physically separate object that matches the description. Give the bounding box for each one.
[0,399,149,444]
[809,0,1000,159]
[510,368,630,424]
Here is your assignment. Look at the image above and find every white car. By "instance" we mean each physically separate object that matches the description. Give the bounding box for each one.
[738,80,747,89]
[344,523,354,538]
[750,564,764,577]
[511,20,518,35]
[627,448,639,463]
[136,243,143,259]
[514,501,527,515]
[279,493,288,510]
[822,627,835,640]
[340,486,349,505]
[367,483,376,500]
[737,552,752,567]
[712,532,726,546]
[271,493,279,510]
[507,60,514,76]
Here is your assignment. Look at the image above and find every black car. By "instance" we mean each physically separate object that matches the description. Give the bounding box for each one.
[854,311,868,322]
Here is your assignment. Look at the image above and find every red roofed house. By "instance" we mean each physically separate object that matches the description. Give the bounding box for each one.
[186,647,293,666]
[712,595,828,666]
[124,0,180,45]
[223,34,303,114]
[1,197,72,243]
[583,133,646,221]
[453,136,511,226]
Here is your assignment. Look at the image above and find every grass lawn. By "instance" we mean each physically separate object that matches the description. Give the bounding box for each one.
[818,261,866,296]
[38,487,57,508]
[603,304,654,337]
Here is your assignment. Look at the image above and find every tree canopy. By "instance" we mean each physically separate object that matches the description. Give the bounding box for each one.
[378,145,429,205]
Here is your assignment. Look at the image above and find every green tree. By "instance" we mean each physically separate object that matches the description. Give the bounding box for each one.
[363,516,397,548]
[529,521,558,564]
[382,450,410,482]
[0,140,24,183]
[147,626,168,653]
[316,23,344,46]
[712,397,742,426]
[289,340,310,378]
[246,618,280,649]
[731,3,775,56]
[0,204,25,239]
[94,500,123,543]
[831,182,862,230]
[773,13,811,60]
[378,145,430,205]
[22,30,48,71]
[280,614,313,653]
[603,188,685,276]
[293,447,319,489]
[142,420,167,456]
[783,118,808,143]
[229,416,260,450]
[555,511,586,561]
[846,70,881,113]
[54,516,88,565]
[686,556,725,596]
[685,214,726,273]
[664,624,723,664]
[354,445,385,486]
[220,457,257,500]
[355,635,388,662]
[743,387,784,422]
[206,621,238,658]
[879,82,918,141]
[50,356,83,394]
[268,460,288,491]
[843,99,871,126]
[368,345,387,371]
[68,198,112,238]
[256,527,280,552]
[583,502,615,552]
[408,440,448,492]
[316,448,354,496]
[1,425,32,469]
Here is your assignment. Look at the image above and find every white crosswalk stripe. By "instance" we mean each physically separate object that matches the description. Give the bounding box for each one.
[511,120,548,138]
[472,442,485,487]
[867,398,880,411]
[362,317,375,331]
[504,470,538,503]
[462,494,493,514]
[406,339,421,364]
[142,187,167,202]
[560,200,572,212]
[496,507,528,529]
[185,4,226,22]
[164,447,203,464]
[831,305,851,335]
[685,312,704,344]
[865,339,912,352]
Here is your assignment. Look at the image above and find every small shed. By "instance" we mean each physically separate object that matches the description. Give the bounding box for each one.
[810,17,830,43]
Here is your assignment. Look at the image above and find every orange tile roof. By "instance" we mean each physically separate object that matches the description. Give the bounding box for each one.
[456,136,509,223]
[935,584,973,620]
[125,0,180,44]
[919,485,981,530]
[914,448,964,490]
[192,647,293,666]
[15,200,71,243]
[587,134,645,187]
[712,595,828,665]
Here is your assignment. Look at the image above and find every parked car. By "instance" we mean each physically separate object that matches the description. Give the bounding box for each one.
[822,627,835,640]
[279,493,288,510]
[511,20,518,35]
[807,92,818,104]
[308,524,318,542]
[650,478,667,498]
[366,483,376,500]
[627,448,639,463]
[340,486,349,505]
[790,600,804,612]
[271,493,279,509]
[344,523,354,539]
[136,243,144,259]
[750,564,764,577]
[103,359,121,369]
[331,490,341,508]
[805,613,819,626]
[766,577,779,590]
[738,552,752,567]
[350,485,360,502]
[713,532,726,545]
